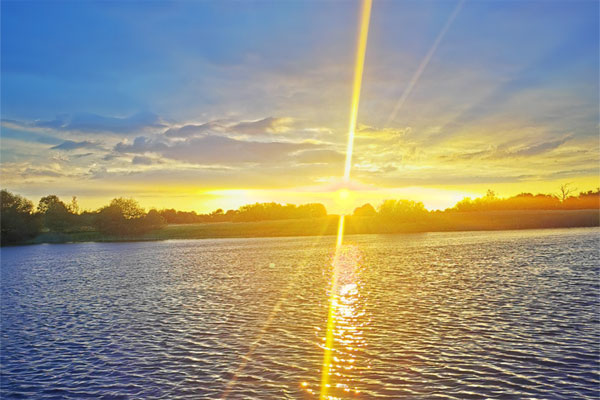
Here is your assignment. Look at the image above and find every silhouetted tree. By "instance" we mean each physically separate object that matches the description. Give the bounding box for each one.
[225,209,239,219]
[557,183,577,202]
[297,203,327,218]
[1,189,41,244]
[449,192,565,212]
[144,209,166,230]
[159,208,178,223]
[485,189,497,199]
[108,198,145,219]
[68,196,80,214]
[353,203,376,217]
[378,200,428,222]
[563,189,600,209]
[95,198,152,236]
[38,195,72,232]
[232,202,327,222]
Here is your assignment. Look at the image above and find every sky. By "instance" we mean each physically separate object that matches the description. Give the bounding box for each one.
[1,0,598,213]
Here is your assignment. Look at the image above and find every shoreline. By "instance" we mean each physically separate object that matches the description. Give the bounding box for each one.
[9,209,599,247]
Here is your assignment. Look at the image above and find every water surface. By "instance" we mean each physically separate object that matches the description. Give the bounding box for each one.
[1,228,599,399]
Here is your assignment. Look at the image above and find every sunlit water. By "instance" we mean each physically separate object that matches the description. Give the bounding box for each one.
[1,228,599,399]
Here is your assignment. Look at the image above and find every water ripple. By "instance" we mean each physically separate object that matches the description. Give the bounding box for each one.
[1,228,599,399]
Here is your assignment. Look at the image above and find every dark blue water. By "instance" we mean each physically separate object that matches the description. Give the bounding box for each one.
[1,228,599,399]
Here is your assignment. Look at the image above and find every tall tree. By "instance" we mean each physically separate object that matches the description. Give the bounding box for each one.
[38,195,72,232]
[557,183,577,202]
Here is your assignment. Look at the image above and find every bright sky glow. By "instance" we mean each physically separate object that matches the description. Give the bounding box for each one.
[1,0,598,212]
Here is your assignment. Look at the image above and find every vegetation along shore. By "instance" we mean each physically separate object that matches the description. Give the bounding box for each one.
[1,188,598,246]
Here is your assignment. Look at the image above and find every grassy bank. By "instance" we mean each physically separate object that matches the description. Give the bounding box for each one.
[22,209,599,245]
[345,209,600,234]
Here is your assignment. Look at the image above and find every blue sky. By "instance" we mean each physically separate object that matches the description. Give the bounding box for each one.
[1,0,598,211]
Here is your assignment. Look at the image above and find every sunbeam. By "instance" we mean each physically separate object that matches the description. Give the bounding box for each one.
[343,0,373,183]
[321,0,373,398]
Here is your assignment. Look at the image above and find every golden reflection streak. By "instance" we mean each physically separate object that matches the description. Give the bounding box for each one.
[343,0,373,182]
[320,215,345,399]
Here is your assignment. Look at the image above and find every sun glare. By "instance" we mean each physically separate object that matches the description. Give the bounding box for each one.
[338,189,350,201]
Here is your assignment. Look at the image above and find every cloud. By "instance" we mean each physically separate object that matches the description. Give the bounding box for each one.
[102,153,124,161]
[50,140,99,151]
[114,136,168,153]
[163,116,298,139]
[88,166,108,179]
[72,152,95,159]
[507,134,573,157]
[229,117,292,135]
[293,149,345,164]
[161,136,316,164]
[356,124,411,140]
[114,135,319,165]
[163,122,222,138]
[0,162,78,183]
[132,155,155,165]
[35,111,165,134]
[439,134,575,161]
[0,121,65,145]
[22,167,65,178]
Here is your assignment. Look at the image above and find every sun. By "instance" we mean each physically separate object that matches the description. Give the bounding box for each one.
[335,188,355,215]
[338,188,350,201]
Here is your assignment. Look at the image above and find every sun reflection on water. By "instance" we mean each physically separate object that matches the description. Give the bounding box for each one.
[302,240,369,399]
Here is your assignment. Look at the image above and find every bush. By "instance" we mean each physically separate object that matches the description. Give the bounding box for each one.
[95,198,165,236]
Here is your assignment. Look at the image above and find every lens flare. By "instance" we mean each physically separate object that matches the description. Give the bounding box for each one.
[383,0,464,128]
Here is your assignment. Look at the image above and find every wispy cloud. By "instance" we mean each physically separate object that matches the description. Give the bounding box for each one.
[229,117,293,135]
[293,149,345,164]
[132,155,158,165]
[506,134,574,157]
[51,140,100,151]
[438,134,575,161]
[114,134,322,165]
[164,122,222,138]
[34,111,165,134]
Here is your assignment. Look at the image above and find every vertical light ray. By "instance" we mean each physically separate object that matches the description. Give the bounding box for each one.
[383,0,465,128]
[321,0,372,398]
[343,0,373,182]
[336,214,345,249]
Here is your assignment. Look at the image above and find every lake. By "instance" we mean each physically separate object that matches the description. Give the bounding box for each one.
[1,228,599,399]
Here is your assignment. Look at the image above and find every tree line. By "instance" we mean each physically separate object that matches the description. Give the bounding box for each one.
[447,189,600,212]
[158,202,327,224]
[0,191,330,244]
[1,186,598,245]
[0,192,168,244]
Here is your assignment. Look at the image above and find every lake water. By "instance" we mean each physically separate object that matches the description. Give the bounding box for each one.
[1,228,599,399]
